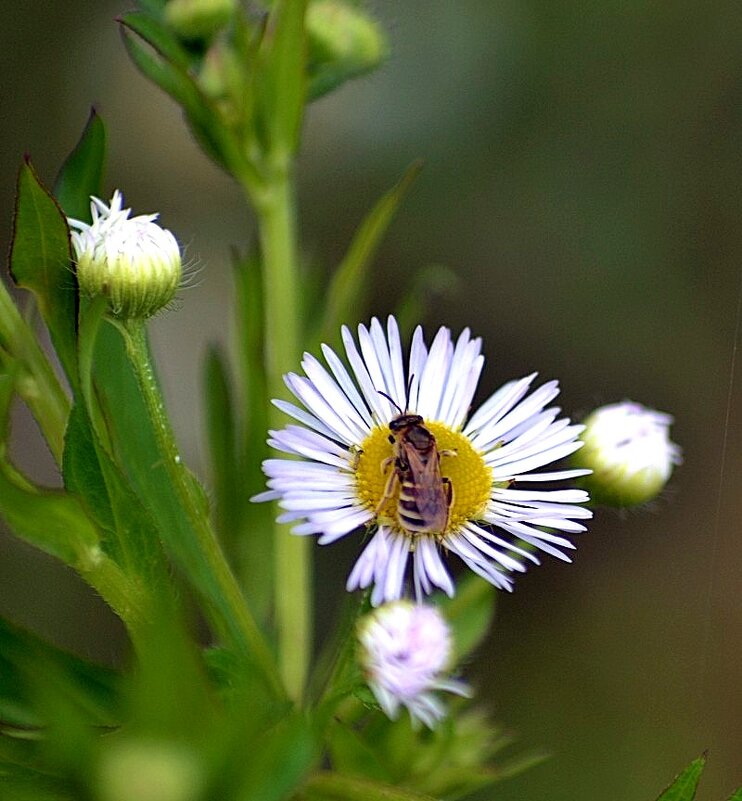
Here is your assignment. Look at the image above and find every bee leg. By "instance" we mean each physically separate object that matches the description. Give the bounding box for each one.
[380,455,394,474]
[442,476,454,508]
[440,449,457,458]
[375,467,399,515]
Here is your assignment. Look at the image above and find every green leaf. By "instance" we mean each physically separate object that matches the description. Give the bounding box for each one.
[120,11,193,71]
[9,160,78,388]
[0,467,99,567]
[62,401,115,533]
[72,297,168,585]
[53,109,107,221]
[203,345,240,545]
[326,720,392,784]
[436,573,496,661]
[255,0,308,158]
[318,161,422,345]
[232,715,318,801]
[304,772,438,801]
[656,754,706,801]
[727,790,742,801]
[231,250,273,619]
[120,14,248,177]
[0,616,120,731]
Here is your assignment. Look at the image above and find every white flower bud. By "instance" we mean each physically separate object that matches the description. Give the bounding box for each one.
[574,401,682,507]
[69,191,182,320]
[357,601,469,729]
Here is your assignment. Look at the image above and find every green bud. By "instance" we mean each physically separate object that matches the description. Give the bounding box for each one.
[96,739,203,801]
[165,0,236,41]
[306,0,388,100]
[68,191,182,320]
[573,401,681,507]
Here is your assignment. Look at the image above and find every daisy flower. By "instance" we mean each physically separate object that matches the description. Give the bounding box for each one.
[255,316,591,605]
[357,601,468,729]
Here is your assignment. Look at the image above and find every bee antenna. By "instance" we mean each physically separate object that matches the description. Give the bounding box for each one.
[377,390,403,415]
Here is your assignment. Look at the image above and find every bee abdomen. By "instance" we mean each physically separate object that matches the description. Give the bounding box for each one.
[398,482,431,533]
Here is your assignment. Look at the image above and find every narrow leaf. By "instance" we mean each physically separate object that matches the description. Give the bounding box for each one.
[304,772,438,801]
[234,716,317,801]
[0,468,99,567]
[118,11,193,71]
[656,755,706,801]
[9,161,78,388]
[119,16,251,179]
[53,109,107,220]
[727,790,742,801]
[318,161,422,345]
[203,345,239,546]
[256,0,308,157]
[0,616,120,731]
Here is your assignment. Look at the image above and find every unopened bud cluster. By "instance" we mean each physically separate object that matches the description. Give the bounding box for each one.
[68,191,182,320]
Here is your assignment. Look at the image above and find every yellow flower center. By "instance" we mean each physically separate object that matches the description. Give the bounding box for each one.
[354,420,494,538]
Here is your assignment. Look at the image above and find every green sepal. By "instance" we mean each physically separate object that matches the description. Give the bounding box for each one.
[53,109,107,221]
[656,754,706,801]
[9,160,78,390]
[317,161,422,346]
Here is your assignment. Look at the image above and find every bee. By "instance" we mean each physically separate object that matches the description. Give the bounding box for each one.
[376,393,456,536]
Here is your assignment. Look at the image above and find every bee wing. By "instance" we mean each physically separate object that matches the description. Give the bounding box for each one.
[406,447,450,530]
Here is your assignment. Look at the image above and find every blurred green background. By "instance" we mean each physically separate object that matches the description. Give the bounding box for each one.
[1,1,741,799]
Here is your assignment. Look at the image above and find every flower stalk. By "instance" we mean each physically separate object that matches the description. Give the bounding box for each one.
[247,161,312,704]
[120,319,283,698]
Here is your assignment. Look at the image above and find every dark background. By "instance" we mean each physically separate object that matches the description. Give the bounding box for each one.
[1,2,741,799]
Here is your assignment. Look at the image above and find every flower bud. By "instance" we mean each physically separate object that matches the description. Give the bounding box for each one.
[164,0,236,41]
[96,739,203,801]
[306,0,388,100]
[357,601,468,729]
[573,401,681,507]
[68,191,182,320]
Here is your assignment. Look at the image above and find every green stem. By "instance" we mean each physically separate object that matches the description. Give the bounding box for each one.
[249,161,312,703]
[0,282,69,465]
[120,319,284,698]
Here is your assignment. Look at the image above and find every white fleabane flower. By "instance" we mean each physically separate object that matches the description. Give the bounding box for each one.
[68,190,182,319]
[255,316,591,604]
[574,400,682,507]
[357,601,468,729]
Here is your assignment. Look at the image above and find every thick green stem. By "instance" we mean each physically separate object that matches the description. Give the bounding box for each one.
[250,162,312,703]
[121,320,284,698]
[0,282,69,465]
